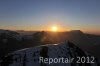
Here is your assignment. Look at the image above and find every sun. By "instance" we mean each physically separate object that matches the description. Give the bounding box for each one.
[51,26,58,32]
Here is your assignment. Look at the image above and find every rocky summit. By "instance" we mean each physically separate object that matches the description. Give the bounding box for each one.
[0,41,99,66]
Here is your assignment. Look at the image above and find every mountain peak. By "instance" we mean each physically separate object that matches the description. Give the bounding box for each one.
[69,30,84,34]
[0,41,99,66]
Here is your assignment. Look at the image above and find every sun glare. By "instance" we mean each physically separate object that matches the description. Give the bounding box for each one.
[51,26,58,32]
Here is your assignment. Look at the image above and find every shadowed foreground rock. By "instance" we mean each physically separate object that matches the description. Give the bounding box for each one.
[0,41,99,66]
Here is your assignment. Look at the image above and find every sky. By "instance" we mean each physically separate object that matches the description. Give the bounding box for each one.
[0,0,100,34]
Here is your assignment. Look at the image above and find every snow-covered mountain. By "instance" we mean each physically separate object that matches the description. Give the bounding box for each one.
[0,29,19,35]
[0,29,22,42]
[0,41,99,66]
[0,29,32,43]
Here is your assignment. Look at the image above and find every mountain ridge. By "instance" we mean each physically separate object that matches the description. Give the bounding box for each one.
[0,41,99,66]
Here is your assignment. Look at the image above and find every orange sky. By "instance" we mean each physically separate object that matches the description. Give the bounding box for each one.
[0,26,100,35]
